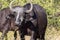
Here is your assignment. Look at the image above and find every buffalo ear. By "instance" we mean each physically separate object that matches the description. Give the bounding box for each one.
[23,3,33,13]
[24,3,31,9]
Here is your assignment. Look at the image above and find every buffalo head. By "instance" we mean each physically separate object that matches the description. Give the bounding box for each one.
[9,0,33,25]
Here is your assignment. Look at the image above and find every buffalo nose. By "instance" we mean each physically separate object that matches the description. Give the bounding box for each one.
[15,21,21,26]
[15,21,19,24]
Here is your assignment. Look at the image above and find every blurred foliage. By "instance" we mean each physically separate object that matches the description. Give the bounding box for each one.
[0,0,60,29]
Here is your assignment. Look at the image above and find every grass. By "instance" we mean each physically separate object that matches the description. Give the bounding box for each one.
[0,31,31,40]
[45,26,60,40]
[0,26,60,40]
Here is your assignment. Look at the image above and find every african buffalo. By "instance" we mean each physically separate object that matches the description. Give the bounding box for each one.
[0,7,20,40]
[9,0,47,40]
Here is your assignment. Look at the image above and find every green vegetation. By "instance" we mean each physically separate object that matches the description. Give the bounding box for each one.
[0,0,60,28]
[0,0,60,40]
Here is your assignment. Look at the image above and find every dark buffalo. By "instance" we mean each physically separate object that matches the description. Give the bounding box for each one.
[0,7,20,40]
[9,0,47,40]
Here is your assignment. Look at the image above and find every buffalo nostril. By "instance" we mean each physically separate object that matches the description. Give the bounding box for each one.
[15,24,18,26]
[19,19,21,21]
[15,23,21,26]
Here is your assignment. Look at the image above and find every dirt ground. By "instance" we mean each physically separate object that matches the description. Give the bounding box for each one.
[0,27,60,40]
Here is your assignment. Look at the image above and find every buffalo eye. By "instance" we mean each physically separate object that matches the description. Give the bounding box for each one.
[13,11,17,16]
[13,11,16,13]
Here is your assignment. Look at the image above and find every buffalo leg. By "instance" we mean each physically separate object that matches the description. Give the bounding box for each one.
[20,32,25,40]
[14,31,17,40]
[19,29,25,40]
[0,22,9,40]
[33,32,37,40]
[30,31,35,40]
[39,31,45,40]
[40,33,45,40]
[41,28,46,40]
[0,27,8,40]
